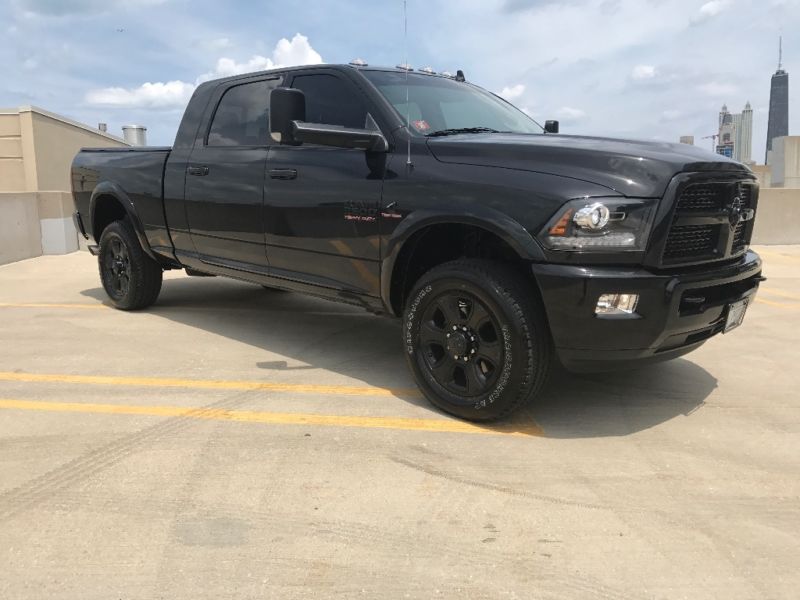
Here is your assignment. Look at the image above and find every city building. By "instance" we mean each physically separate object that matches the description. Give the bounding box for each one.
[766,38,789,164]
[769,136,800,188]
[716,103,753,163]
[0,105,128,265]
[679,135,694,145]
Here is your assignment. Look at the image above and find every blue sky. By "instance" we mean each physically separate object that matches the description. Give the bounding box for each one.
[2,0,798,162]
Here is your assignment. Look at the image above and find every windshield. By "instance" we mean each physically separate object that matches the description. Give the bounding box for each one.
[362,70,542,136]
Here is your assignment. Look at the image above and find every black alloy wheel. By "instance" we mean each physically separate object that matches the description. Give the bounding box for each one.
[418,291,504,398]
[403,259,552,421]
[98,218,163,310]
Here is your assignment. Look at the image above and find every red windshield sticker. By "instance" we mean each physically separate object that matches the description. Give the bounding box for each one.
[412,119,430,132]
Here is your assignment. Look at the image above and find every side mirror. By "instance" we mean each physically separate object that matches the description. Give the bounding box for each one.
[270,87,306,145]
[292,121,388,152]
[544,120,560,134]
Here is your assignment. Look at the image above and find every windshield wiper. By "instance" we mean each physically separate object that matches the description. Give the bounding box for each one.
[426,127,500,137]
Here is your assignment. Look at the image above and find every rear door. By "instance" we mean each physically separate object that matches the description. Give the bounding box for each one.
[184,76,282,270]
[264,70,385,296]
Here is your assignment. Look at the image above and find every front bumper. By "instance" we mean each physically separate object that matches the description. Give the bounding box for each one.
[532,250,762,372]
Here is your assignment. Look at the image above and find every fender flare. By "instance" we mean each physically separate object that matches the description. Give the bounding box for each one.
[89,181,158,262]
[380,207,545,315]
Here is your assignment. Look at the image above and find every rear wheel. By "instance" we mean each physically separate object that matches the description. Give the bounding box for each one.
[403,259,551,421]
[98,219,162,310]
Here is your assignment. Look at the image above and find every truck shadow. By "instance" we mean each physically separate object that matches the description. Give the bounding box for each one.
[81,276,716,439]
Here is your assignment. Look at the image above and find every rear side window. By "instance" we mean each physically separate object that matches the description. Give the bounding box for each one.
[207,79,280,146]
[291,74,368,129]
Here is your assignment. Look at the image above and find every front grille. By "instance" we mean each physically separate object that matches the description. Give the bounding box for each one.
[663,224,719,260]
[731,222,747,254]
[660,178,758,266]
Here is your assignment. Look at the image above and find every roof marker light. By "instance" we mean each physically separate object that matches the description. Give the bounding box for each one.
[349,58,368,66]
[396,63,414,71]
[420,66,437,75]
[440,71,453,78]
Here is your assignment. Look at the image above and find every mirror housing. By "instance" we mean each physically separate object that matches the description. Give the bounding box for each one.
[292,122,388,152]
[270,87,306,145]
[544,120,560,134]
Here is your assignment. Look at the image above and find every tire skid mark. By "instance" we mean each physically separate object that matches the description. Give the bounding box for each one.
[0,393,255,522]
[390,455,608,511]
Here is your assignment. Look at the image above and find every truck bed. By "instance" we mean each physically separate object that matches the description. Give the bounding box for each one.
[71,146,172,244]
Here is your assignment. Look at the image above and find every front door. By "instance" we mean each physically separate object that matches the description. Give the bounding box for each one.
[184,77,282,270]
[264,71,386,296]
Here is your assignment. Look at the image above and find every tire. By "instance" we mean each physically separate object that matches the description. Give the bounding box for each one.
[98,218,163,310]
[403,259,552,421]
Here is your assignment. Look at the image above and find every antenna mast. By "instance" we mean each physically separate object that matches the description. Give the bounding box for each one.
[778,35,783,70]
[403,0,412,168]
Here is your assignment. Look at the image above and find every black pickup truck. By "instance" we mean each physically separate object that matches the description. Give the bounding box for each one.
[72,63,762,421]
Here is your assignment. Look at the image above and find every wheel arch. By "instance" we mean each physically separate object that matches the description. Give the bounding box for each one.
[382,210,545,317]
[90,182,158,262]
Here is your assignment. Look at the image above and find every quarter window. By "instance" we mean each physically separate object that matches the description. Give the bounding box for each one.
[208,79,280,146]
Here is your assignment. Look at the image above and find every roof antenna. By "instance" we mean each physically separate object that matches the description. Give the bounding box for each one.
[403,0,413,170]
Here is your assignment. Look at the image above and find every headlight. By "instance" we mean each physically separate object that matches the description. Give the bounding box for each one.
[539,197,656,252]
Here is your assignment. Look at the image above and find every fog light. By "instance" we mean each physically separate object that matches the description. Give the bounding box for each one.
[596,293,639,315]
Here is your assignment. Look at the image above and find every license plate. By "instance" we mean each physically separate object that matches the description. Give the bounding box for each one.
[724,298,749,333]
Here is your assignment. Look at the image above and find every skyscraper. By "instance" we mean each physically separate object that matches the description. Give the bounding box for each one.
[734,102,753,163]
[766,37,789,164]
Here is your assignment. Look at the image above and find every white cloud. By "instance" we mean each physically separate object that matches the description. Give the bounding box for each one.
[498,84,525,100]
[692,0,733,23]
[85,80,196,108]
[631,65,656,80]
[86,33,323,108]
[556,106,586,121]
[273,33,322,67]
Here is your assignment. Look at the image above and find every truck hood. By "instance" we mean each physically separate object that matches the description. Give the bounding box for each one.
[426,133,750,198]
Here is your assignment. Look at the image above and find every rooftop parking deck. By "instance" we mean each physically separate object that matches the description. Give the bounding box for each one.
[0,246,798,599]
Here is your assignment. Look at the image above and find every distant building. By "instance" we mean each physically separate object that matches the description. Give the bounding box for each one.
[679,135,694,145]
[766,38,790,164]
[768,136,800,188]
[716,103,752,162]
[0,105,128,265]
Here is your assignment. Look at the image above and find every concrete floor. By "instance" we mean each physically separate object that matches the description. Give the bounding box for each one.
[0,246,798,599]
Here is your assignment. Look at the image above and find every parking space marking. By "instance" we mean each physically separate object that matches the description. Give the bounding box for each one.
[0,371,420,399]
[0,398,544,437]
[755,297,800,310]
[0,302,109,310]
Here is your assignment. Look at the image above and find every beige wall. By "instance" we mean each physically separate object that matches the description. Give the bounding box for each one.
[751,164,772,189]
[752,188,800,245]
[768,136,800,189]
[0,107,128,265]
[0,106,127,193]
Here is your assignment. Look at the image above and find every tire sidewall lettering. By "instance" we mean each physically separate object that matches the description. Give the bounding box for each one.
[405,284,432,355]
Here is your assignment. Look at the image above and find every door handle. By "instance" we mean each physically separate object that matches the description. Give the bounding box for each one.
[269,168,298,180]
[187,165,209,176]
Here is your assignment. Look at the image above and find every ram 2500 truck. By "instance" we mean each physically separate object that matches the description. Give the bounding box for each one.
[72,63,762,421]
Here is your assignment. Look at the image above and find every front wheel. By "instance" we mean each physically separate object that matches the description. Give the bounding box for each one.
[403,259,551,421]
[98,219,163,310]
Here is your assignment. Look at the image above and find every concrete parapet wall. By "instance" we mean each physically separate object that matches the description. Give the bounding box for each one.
[752,188,800,245]
[0,191,78,265]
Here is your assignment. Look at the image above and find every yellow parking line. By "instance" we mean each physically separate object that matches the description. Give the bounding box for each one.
[0,371,420,399]
[0,302,108,310]
[0,398,544,437]
[755,297,800,310]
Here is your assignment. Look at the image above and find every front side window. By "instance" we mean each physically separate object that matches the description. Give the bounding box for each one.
[208,79,281,146]
[291,74,368,129]
[362,70,542,136]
